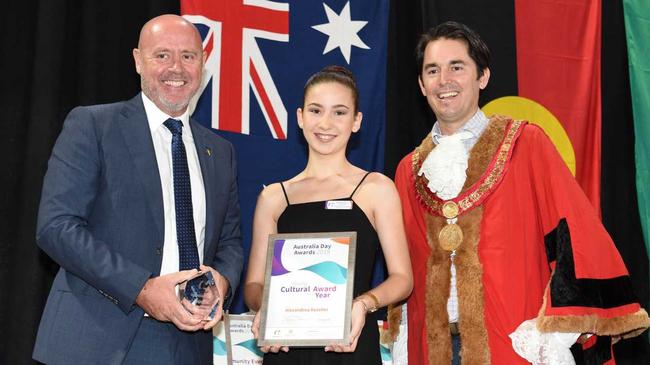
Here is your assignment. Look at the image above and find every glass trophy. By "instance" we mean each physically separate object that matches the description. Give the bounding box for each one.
[179,271,221,320]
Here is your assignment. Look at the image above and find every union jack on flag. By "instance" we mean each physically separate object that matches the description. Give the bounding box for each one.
[184,0,289,139]
[181,0,390,313]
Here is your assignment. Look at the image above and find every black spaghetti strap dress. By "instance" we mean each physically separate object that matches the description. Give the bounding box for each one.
[262,172,381,365]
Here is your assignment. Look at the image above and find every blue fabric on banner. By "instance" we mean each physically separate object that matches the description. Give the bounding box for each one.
[183,0,389,313]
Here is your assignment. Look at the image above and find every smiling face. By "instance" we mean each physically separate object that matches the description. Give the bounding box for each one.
[133,15,205,117]
[297,81,362,157]
[418,37,490,132]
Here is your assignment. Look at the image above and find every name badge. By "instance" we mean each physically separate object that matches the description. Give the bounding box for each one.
[325,200,353,210]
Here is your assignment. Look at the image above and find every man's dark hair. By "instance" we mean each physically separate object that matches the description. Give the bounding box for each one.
[416,21,490,79]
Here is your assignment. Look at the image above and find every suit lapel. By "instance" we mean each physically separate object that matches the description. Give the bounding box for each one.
[118,95,165,253]
[190,121,217,259]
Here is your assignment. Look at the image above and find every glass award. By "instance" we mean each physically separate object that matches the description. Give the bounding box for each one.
[179,271,221,320]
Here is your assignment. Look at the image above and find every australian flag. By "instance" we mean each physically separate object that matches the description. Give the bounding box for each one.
[181,0,389,313]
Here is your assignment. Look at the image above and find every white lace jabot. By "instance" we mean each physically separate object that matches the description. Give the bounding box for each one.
[418,131,474,200]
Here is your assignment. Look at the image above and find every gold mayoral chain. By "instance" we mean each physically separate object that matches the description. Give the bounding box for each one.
[438,201,463,251]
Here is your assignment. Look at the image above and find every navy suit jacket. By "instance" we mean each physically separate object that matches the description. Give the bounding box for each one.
[33,94,243,364]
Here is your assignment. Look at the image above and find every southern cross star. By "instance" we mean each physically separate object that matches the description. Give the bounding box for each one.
[311,1,370,64]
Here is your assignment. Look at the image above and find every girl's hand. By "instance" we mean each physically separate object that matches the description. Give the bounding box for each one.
[325,299,366,353]
[252,310,289,353]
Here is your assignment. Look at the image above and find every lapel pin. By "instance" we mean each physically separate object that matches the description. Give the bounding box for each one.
[205,147,212,157]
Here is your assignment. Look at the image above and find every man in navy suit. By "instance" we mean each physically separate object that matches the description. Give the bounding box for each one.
[33,14,243,364]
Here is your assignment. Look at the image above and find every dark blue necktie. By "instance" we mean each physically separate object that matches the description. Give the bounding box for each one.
[164,118,200,270]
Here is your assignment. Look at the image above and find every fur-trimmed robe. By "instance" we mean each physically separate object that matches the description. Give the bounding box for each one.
[393,117,650,365]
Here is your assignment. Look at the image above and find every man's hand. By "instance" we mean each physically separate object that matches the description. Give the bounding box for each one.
[135,269,204,331]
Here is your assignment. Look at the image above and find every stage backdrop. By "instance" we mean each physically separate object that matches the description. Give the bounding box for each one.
[1,0,648,364]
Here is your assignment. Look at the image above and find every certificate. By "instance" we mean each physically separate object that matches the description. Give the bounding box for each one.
[258,232,357,347]
[211,317,227,365]
[377,320,393,365]
[225,314,263,364]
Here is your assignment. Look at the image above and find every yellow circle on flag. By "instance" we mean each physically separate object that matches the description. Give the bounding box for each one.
[482,96,576,176]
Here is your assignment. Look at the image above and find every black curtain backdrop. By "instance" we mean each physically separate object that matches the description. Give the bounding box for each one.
[1,1,647,364]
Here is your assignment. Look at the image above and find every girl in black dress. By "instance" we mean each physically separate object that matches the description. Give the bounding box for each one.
[244,66,413,365]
